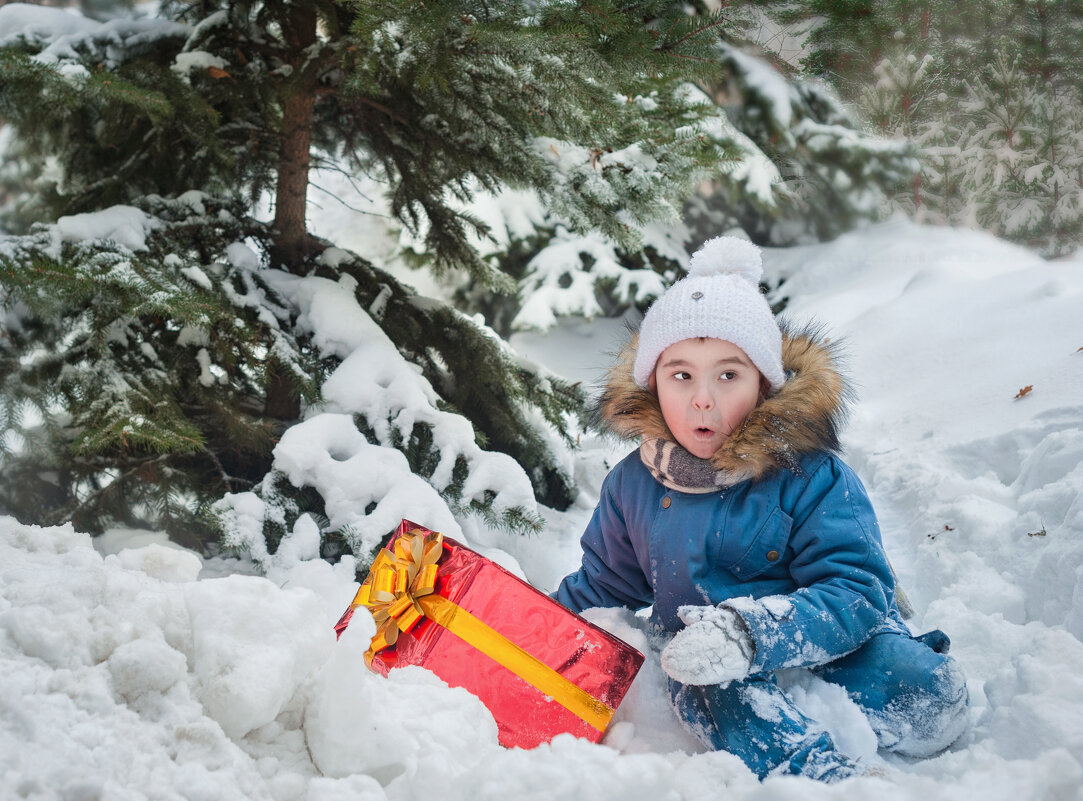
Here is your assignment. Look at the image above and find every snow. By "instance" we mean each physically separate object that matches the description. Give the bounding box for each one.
[269,412,461,552]
[676,83,782,208]
[513,227,669,331]
[180,265,214,291]
[51,205,159,255]
[4,221,1083,799]
[0,3,189,70]
[171,51,228,78]
[184,574,333,739]
[721,43,795,129]
[0,4,99,45]
[213,268,545,566]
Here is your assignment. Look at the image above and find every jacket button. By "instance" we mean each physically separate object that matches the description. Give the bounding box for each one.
[661,496,671,509]
[766,550,780,562]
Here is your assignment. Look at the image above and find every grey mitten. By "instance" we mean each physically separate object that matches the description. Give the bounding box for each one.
[660,604,754,686]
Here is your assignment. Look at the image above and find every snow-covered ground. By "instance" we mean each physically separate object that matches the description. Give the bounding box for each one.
[3,220,1083,800]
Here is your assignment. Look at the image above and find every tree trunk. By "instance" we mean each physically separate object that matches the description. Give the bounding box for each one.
[265,368,301,422]
[271,5,319,274]
[1037,1,1052,82]
[267,5,319,421]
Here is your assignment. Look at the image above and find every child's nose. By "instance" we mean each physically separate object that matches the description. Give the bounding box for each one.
[692,386,714,410]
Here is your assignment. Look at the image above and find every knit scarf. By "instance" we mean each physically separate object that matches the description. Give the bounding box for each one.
[639,438,729,494]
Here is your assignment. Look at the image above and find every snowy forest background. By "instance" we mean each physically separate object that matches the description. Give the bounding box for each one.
[1,0,1080,553]
[1,1,1082,800]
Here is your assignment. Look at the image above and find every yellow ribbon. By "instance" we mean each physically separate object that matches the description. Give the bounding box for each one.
[347,528,616,733]
[352,528,443,662]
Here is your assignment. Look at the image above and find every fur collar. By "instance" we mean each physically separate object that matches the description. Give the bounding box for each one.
[596,323,851,486]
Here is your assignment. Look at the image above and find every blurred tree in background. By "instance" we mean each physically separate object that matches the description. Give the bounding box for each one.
[750,0,1083,255]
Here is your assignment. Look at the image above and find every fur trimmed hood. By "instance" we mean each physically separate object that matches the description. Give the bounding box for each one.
[597,323,851,486]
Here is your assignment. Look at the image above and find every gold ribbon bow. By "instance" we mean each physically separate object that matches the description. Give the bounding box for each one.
[353,528,444,665]
[347,527,617,733]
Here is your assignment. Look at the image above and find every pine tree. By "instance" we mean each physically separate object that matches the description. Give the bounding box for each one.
[964,52,1037,234]
[905,100,977,226]
[860,48,940,139]
[0,0,737,559]
[709,40,917,244]
[965,53,1083,254]
[1030,88,1083,252]
[0,196,318,548]
[748,0,1083,255]
[444,12,920,337]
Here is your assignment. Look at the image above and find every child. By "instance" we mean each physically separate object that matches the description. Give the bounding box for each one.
[553,236,969,781]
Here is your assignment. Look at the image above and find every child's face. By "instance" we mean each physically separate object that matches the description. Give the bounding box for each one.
[651,338,762,459]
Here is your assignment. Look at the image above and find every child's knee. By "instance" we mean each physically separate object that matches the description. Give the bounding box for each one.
[873,654,969,757]
[820,631,969,757]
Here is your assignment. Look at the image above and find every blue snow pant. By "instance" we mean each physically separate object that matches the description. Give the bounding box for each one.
[669,629,969,781]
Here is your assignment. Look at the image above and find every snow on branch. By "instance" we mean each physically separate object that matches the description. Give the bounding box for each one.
[215,265,541,564]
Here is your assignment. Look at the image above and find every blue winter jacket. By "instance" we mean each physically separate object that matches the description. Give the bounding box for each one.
[555,327,909,674]
[555,449,909,673]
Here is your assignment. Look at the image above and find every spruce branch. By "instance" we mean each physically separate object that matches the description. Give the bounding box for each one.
[656,14,729,54]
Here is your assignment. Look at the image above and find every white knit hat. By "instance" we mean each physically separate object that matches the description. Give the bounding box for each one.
[633,236,785,390]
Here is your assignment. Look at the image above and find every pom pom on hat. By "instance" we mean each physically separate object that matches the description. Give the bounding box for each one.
[687,236,763,285]
[632,236,785,392]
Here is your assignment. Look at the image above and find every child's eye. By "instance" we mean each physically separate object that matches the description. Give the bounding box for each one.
[672,371,692,381]
[719,370,738,381]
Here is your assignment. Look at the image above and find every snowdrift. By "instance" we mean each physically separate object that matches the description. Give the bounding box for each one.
[2,221,1082,800]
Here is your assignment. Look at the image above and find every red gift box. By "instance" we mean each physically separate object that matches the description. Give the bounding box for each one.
[334,519,645,749]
